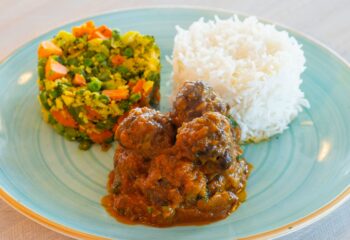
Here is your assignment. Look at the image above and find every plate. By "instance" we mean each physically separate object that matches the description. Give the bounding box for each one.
[1,7,350,240]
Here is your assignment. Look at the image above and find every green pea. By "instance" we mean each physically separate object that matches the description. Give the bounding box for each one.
[87,77,102,92]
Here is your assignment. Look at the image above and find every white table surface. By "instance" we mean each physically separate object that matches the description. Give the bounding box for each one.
[0,0,349,239]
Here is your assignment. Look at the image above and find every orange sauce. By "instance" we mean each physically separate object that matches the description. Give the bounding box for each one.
[101,165,251,227]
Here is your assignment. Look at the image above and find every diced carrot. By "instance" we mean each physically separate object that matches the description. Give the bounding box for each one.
[72,20,96,37]
[72,73,86,86]
[38,41,63,58]
[102,89,129,101]
[88,130,113,144]
[132,79,146,93]
[72,26,84,37]
[45,57,68,81]
[51,109,78,128]
[90,31,109,40]
[111,55,125,66]
[85,106,101,120]
[96,25,112,38]
[72,21,112,40]
[85,20,95,29]
[90,25,113,40]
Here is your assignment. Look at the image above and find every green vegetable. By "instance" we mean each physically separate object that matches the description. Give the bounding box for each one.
[39,92,50,110]
[76,89,85,95]
[79,140,92,150]
[147,71,160,87]
[48,88,60,99]
[38,66,45,80]
[53,123,65,135]
[87,77,102,92]
[55,82,65,96]
[54,31,76,47]
[48,113,57,125]
[98,70,110,81]
[112,30,120,41]
[84,50,95,58]
[118,100,130,111]
[38,58,47,67]
[116,66,129,75]
[95,53,107,62]
[129,93,141,103]
[123,47,133,58]
[67,58,79,66]
[99,94,110,104]
[96,117,117,130]
[83,58,93,67]
[67,106,85,125]
[64,127,80,141]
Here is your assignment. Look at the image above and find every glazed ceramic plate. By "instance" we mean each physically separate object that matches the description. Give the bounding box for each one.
[1,7,350,240]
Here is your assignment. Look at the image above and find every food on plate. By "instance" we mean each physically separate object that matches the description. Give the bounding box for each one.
[102,81,249,226]
[170,81,229,127]
[37,21,160,150]
[176,112,241,171]
[115,107,176,158]
[172,16,309,142]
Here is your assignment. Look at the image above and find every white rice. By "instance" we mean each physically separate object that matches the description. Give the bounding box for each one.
[172,16,310,142]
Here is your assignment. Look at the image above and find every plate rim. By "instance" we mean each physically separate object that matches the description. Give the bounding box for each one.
[0,5,350,240]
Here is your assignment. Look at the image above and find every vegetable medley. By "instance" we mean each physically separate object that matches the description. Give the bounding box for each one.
[37,21,161,150]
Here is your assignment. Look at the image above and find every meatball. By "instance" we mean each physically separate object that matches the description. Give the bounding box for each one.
[142,153,208,206]
[176,112,240,170]
[112,146,149,194]
[115,107,175,158]
[171,81,229,127]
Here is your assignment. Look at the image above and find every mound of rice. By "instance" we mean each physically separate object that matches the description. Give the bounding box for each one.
[172,16,309,142]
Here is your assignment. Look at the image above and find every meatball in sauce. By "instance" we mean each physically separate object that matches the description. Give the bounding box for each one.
[115,107,175,158]
[171,81,229,126]
[102,81,250,227]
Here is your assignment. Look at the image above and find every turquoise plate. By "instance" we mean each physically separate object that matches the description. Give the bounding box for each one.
[1,7,350,240]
